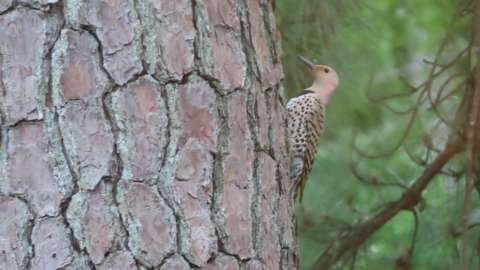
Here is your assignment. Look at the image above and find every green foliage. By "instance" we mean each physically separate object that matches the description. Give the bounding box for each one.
[276,0,478,269]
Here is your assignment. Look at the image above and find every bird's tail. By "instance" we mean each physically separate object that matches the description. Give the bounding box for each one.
[291,174,307,202]
[290,157,305,202]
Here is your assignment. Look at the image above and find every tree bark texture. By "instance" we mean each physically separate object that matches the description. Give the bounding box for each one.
[0,0,296,269]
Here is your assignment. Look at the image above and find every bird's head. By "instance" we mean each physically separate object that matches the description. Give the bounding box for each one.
[298,55,339,103]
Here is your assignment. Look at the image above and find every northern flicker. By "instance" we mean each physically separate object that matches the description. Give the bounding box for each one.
[287,56,339,201]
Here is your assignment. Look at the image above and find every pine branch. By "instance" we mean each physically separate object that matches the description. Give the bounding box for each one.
[313,139,463,270]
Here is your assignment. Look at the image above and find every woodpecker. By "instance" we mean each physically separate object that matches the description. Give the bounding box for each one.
[287,56,339,201]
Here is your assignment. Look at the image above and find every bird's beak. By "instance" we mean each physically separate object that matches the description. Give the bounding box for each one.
[297,55,315,70]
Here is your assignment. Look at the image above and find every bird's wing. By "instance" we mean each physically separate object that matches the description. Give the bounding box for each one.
[287,95,309,157]
[298,96,325,200]
[287,94,326,201]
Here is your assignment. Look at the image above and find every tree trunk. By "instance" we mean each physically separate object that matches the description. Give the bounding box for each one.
[0,0,297,269]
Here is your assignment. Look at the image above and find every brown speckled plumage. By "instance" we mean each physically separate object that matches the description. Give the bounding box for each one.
[287,92,326,201]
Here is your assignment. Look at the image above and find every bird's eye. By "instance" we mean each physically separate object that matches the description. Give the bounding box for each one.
[324,68,329,73]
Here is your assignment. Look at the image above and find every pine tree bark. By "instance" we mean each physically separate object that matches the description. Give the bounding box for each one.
[0,0,297,269]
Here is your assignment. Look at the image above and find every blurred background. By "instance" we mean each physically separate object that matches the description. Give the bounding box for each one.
[276,0,478,269]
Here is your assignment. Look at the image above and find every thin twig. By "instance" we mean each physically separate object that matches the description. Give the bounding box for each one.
[366,76,418,103]
[349,250,358,270]
[408,210,419,257]
[353,105,419,159]
[428,73,466,128]
[350,161,408,190]
[435,79,466,104]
